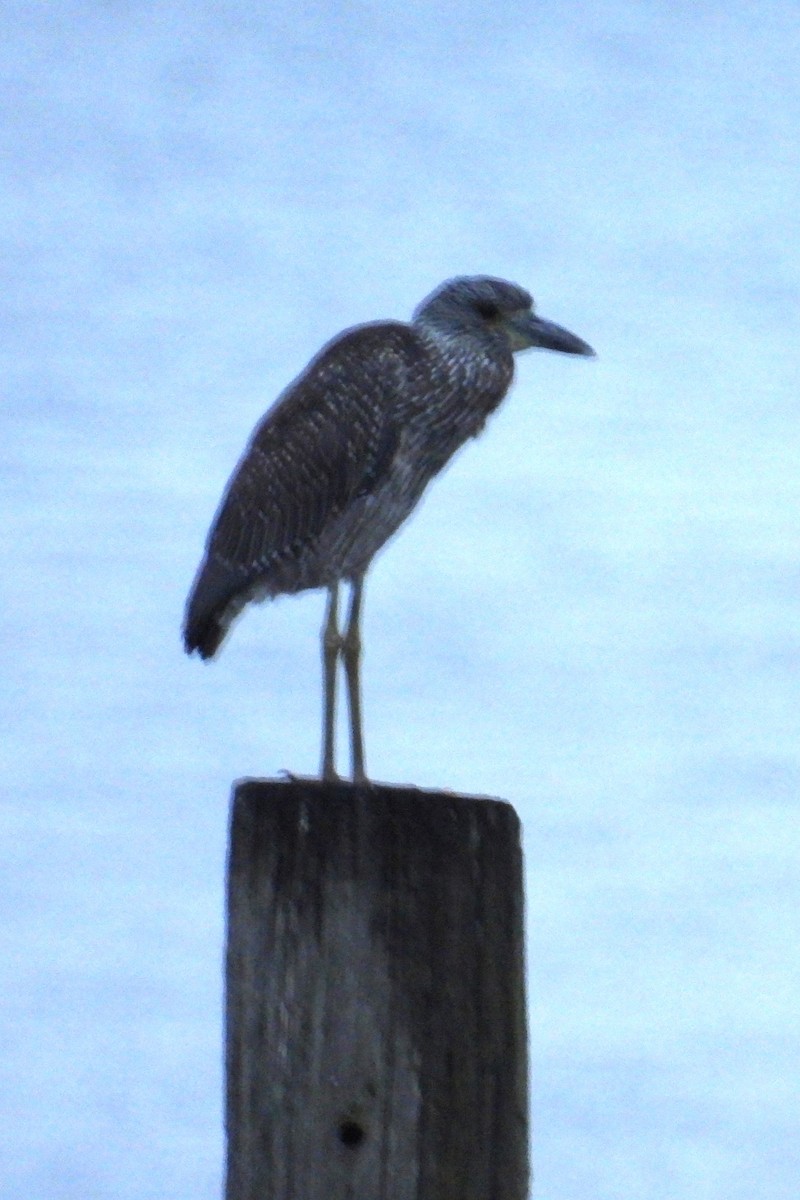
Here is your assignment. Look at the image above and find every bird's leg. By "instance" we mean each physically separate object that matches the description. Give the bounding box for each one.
[342,575,367,784]
[320,582,341,782]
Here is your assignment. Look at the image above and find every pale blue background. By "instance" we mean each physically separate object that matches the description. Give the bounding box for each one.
[4,2,799,1196]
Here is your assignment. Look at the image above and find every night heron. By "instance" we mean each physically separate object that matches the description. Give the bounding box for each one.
[183,276,594,781]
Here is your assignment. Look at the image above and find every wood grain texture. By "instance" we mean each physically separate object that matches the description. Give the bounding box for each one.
[226,779,528,1200]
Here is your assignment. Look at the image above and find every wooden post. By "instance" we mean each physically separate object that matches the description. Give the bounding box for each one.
[226,779,528,1200]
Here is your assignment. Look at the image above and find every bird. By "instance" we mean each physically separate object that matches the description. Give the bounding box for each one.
[183,275,594,782]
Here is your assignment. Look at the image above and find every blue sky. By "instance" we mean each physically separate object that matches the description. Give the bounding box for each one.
[3,2,799,1196]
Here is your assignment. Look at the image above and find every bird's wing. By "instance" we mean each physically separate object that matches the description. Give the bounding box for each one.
[183,322,416,655]
[209,323,411,570]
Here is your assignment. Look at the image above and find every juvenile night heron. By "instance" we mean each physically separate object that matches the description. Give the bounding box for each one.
[183,276,594,781]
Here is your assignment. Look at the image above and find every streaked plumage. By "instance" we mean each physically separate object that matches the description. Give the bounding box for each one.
[183,276,594,780]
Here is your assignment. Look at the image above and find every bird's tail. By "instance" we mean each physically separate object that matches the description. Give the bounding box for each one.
[183,557,243,660]
[183,606,227,660]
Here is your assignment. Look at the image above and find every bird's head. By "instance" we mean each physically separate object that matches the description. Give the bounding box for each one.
[413,275,595,358]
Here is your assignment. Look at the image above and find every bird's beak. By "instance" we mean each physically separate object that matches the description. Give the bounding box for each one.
[507,312,595,357]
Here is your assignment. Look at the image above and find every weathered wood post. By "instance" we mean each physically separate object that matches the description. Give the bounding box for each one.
[226,779,528,1200]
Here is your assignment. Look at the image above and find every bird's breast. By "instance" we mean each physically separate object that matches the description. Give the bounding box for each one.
[401,339,514,466]
[314,344,514,580]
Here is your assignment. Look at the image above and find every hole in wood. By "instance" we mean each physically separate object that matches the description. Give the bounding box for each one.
[338,1119,366,1148]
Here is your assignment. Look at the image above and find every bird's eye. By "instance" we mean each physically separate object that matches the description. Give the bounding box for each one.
[475,300,500,320]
